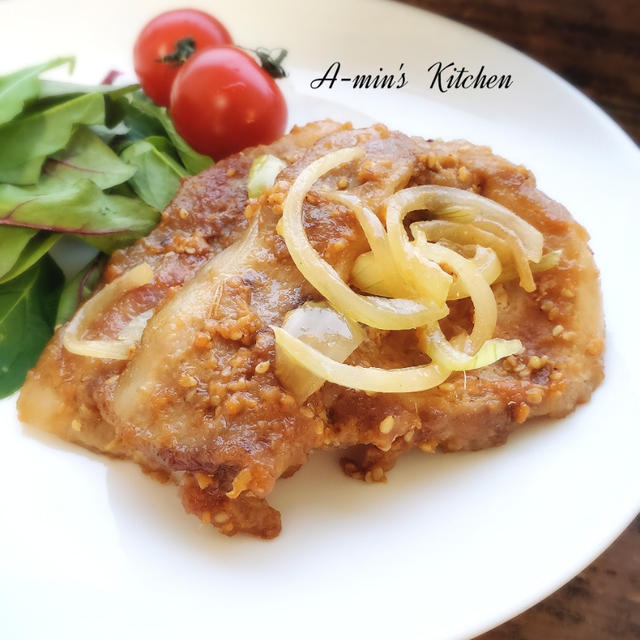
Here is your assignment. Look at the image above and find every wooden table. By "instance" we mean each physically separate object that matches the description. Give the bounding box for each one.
[396,1,640,637]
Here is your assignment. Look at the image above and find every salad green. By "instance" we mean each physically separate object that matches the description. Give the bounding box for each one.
[0,58,214,398]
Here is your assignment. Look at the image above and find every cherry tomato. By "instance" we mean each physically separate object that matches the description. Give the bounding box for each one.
[169,46,288,160]
[133,9,232,107]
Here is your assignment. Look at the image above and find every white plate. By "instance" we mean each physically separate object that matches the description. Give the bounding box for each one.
[1,1,638,639]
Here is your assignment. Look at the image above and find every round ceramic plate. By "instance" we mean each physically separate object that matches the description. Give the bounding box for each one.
[0,1,638,639]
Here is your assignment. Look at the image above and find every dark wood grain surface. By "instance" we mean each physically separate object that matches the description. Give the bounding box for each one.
[398,0,640,143]
[395,1,640,637]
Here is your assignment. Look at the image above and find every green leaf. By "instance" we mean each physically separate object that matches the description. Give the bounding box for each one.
[45,126,136,189]
[0,92,105,171]
[123,91,213,174]
[55,254,106,325]
[121,139,187,210]
[0,227,37,279]
[0,57,74,126]
[0,232,61,284]
[0,178,158,239]
[0,156,47,185]
[145,135,182,163]
[0,255,63,398]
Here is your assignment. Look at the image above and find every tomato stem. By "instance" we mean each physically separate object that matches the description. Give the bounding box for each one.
[157,37,197,67]
[245,47,288,79]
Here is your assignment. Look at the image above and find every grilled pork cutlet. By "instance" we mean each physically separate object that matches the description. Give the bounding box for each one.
[19,122,604,538]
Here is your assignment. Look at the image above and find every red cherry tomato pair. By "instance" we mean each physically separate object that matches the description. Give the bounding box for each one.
[133,9,287,161]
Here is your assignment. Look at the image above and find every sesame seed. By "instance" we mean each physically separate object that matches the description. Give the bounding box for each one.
[371,466,385,482]
[213,512,230,524]
[561,288,575,298]
[254,360,270,374]
[195,472,212,490]
[179,374,198,388]
[527,355,548,370]
[300,407,314,419]
[178,208,189,219]
[71,419,82,432]
[513,402,530,424]
[343,462,358,474]
[379,416,395,434]
[525,388,544,405]
[201,511,211,524]
[419,440,437,453]
[552,324,564,337]
[457,165,471,181]
[403,430,415,443]
[540,300,554,312]
[438,382,455,392]
[337,177,349,190]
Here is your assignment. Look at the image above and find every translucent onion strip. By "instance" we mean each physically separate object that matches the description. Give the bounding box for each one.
[280,147,446,330]
[275,302,365,402]
[495,250,561,284]
[384,189,453,306]
[472,219,536,291]
[415,237,497,354]
[63,262,153,360]
[387,185,543,292]
[411,220,512,265]
[399,185,544,260]
[417,326,522,372]
[273,326,451,394]
[323,190,413,299]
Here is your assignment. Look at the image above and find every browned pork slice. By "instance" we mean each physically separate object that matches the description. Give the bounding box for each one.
[18,120,345,456]
[18,122,604,538]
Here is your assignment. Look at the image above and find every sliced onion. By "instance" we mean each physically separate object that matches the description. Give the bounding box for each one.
[387,185,543,292]
[63,263,153,360]
[324,190,414,299]
[275,302,365,401]
[117,309,154,342]
[406,185,544,261]
[273,326,451,394]
[384,190,453,306]
[247,154,287,198]
[418,326,522,371]
[414,237,497,352]
[280,147,446,330]
[495,250,561,284]
[411,219,512,265]
[351,250,394,297]
[472,219,536,291]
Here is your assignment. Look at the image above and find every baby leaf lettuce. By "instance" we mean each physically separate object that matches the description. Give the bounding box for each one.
[46,126,136,189]
[0,177,158,239]
[0,233,61,285]
[120,139,187,210]
[55,254,106,326]
[122,91,213,174]
[0,92,104,176]
[0,227,37,279]
[0,59,215,397]
[0,58,74,126]
[0,255,63,397]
